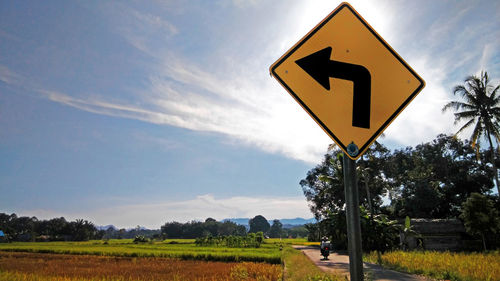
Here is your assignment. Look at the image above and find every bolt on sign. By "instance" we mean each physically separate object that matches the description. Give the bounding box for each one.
[270,2,425,160]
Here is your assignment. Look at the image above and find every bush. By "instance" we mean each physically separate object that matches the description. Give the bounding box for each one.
[195,234,263,248]
[133,235,149,243]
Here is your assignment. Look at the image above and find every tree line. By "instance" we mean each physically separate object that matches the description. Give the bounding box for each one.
[0,213,307,242]
[160,216,308,239]
[0,213,101,241]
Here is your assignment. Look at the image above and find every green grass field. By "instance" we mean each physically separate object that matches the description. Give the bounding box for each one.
[0,239,282,264]
[265,238,320,246]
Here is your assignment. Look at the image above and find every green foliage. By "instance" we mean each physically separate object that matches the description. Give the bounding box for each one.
[133,235,149,243]
[268,219,284,238]
[317,207,399,252]
[195,233,264,248]
[285,225,308,238]
[0,213,102,242]
[360,209,400,252]
[248,215,270,234]
[443,71,500,194]
[302,135,495,222]
[161,219,246,239]
[400,216,421,251]
[387,135,494,218]
[304,223,319,242]
[301,152,346,218]
[460,193,500,250]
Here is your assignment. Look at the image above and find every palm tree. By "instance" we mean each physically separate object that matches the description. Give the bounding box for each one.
[442,71,500,194]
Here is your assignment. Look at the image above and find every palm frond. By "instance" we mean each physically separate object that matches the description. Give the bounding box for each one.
[454,84,480,106]
[442,101,475,113]
[486,119,500,144]
[466,76,483,96]
[491,107,500,120]
[454,110,479,124]
[455,118,476,137]
[490,84,500,102]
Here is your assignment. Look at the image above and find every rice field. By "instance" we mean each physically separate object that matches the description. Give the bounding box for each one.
[265,238,320,246]
[365,250,500,281]
[0,239,281,264]
[0,251,281,281]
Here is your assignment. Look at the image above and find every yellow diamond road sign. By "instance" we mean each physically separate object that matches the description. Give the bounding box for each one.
[270,2,425,160]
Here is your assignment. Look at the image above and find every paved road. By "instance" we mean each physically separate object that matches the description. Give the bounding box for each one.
[293,246,432,281]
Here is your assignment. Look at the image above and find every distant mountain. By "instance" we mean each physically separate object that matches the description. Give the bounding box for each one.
[222,218,251,226]
[221,217,316,228]
[96,225,117,231]
[279,218,317,226]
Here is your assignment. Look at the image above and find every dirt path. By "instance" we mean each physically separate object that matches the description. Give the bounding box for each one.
[293,246,432,281]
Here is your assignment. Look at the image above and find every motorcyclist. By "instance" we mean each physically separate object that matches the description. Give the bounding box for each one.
[320,236,331,260]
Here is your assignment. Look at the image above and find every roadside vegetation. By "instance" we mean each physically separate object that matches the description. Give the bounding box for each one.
[365,250,500,281]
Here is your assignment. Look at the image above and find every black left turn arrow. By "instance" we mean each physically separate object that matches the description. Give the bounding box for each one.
[295,47,371,129]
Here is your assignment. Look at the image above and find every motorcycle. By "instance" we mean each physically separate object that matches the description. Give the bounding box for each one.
[320,240,331,260]
[320,246,330,259]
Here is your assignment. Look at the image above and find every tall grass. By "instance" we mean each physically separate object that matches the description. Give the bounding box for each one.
[365,250,500,281]
[0,252,282,281]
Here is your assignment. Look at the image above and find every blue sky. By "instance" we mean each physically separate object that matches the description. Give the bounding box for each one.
[1,0,499,228]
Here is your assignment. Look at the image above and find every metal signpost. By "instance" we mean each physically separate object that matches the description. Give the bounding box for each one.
[270,2,425,280]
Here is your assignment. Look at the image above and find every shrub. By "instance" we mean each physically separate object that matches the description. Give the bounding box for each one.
[133,235,148,243]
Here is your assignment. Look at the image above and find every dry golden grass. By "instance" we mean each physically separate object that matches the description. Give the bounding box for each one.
[365,250,500,281]
[0,251,281,281]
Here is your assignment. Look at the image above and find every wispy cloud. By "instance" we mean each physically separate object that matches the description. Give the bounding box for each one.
[18,194,312,229]
[18,1,500,163]
[0,65,23,85]
[102,2,178,56]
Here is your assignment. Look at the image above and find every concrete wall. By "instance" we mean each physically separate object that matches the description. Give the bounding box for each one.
[402,219,470,251]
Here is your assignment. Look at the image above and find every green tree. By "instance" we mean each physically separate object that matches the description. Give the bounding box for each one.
[248,215,270,234]
[268,219,284,238]
[319,207,399,252]
[304,223,320,242]
[300,150,346,219]
[202,218,218,236]
[286,225,308,238]
[70,219,96,241]
[387,135,493,218]
[443,72,500,194]
[301,144,391,220]
[161,222,184,238]
[460,193,500,251]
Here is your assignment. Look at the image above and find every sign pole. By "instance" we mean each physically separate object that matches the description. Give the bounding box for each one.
[343,144,364,281]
